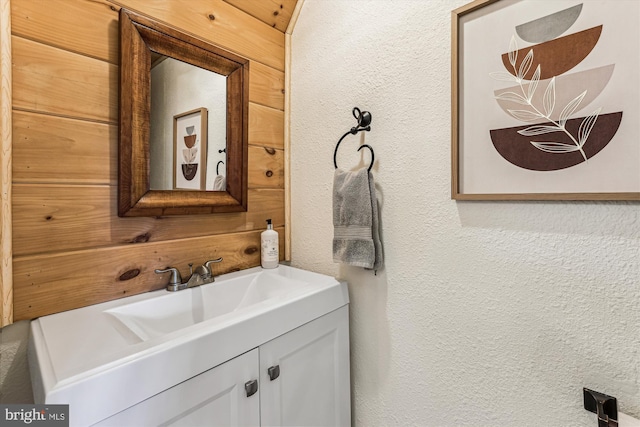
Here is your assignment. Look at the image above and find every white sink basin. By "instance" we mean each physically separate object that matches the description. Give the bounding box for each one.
[29,265,348,427]
[105,271,314,341]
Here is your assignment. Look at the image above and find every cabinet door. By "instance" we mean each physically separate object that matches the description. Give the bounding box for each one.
[93,349,260,427]
[259,306,350,427]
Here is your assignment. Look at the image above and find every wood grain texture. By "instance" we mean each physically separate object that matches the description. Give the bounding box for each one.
[13,226,285,320]
[12,36,118,123]
[250,60,285,110]
[249,102,284,149]
[13,37,284,124]
[224,0,297,33]
[284,32,292,260]
[1,0,12,325]
[285,0,304,35]
[13,111,116,184]
[10,0,287,319]
[112,0,285,71]
[11,0,119,64]
[451,6,460,200]
[13,186,284,256]
[118,8,148,213]
[282,0,302,260]
[12,31,283,123]
[248,146,284,189]
[118,10,249,216]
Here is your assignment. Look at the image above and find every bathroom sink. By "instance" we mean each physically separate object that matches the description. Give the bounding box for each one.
[105,271,314,341]
[29,265,348,427]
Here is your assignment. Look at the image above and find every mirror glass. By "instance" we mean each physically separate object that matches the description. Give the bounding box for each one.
[118,9,249,217]
[149,55,227,191]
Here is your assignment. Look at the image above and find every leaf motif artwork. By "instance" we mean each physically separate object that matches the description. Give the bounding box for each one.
[578,108,602,147]
[453,0,639,199]
[558,91,587,128]
[527,65,541,101]
[530,141,581,153]
[517,125,561,136]
[488,7,623,171]
[517,49,534,81]
[495,91,529,105]
[542,77,556,117]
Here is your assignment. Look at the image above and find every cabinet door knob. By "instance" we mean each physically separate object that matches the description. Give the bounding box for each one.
[268,365,280,381]
[245,379,258,397]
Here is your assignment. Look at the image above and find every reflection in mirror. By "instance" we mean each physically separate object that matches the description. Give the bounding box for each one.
[118,9,249,217]
[149,55,227,191]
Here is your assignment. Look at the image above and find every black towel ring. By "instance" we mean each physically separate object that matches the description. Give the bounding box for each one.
[333,107,374,172]
[216,160,224,175]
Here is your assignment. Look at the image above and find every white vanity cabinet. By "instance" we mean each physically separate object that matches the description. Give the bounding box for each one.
[93,306,350,427]
[94,349,261,427]
[260,305,350,426]
[30,265,351,427]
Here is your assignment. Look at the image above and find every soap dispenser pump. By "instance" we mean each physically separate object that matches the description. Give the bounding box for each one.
[261,219,279,269]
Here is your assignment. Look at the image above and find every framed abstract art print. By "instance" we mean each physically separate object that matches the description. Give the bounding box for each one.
[452,0,640,200]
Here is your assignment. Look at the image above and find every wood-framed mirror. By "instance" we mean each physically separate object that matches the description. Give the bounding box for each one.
[119,9,249,217]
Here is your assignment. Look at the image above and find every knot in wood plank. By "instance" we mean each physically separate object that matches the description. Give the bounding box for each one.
[119,269,140,281]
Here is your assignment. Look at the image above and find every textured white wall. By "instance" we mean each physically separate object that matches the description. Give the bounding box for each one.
[289,1,640,426]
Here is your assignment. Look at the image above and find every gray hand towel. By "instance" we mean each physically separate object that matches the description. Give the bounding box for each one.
[213,175,226,191]
[333,168,383,270]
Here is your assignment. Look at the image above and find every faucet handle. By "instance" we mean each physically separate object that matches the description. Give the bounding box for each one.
[204,258,223,270]
[203,258,223,276]
[154,267,182,286]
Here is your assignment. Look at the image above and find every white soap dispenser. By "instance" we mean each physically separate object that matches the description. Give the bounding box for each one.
[261,219,279,269]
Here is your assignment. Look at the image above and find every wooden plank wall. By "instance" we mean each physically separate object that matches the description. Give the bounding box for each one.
[1,0,12,325]
[10,0,294,320]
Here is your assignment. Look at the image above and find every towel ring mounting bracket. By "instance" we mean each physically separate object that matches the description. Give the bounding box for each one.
[333,107,374,172]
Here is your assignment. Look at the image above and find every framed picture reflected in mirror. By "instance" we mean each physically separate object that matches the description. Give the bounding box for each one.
[173,108,208,190]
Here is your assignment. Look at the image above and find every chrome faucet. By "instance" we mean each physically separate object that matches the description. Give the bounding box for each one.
[155,258,223,292]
